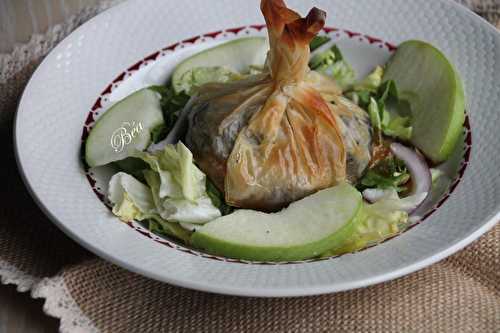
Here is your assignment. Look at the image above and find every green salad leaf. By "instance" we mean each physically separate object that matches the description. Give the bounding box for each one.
[107,171,202,239]
[368,97,383,136]
[346,66,384,109]
[309,44,356,90]
[353,66,384,93]
[108,143,222,242]
[325,199,407,255]
[148,66,246,145]
[177,66,242,95]
[143,167,219,224]
[132,142,221,223]
[346,69,413,142]
[358,156,410,193]
[431,168,444,184]
[113,157,148,182]
[321,188,427,256]
[378,79,399,103]
[148,219,164,234]
[148,85,190,143]
[345,90,371,108]
[364,80,413,141]
[150,123,169,144]
[383,115,413,140]
[147,219,192,243]
[108,172,157,221]
[206,178,234,216]
[135,142,205,201]
[309,36,331,51]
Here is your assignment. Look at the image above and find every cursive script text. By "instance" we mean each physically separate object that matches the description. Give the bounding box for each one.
[110,121,144,153]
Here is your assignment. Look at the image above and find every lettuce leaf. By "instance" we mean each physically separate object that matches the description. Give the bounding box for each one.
[346,66,384,108]
[330,61,357,90]
[358,153,410,193]
[205,178,234,216]
[108,172,156,222]
[309,36,331,51]
[353,66,384,93]
[309,44,356,90]
[134,151,183,199]
[148,218,192,243]
[345,90,371,108]
[368,97,383,135]
[322,188,423,256]
[108,143,221,243]
[133,142,205,201]
[150,123,169,144]
[366,81,413,141]
[347,75,413,141]
[143,169,220,224]
[136,142,221,224]
[112,192,143,222]
[148,85,190,142]
[177,66,242,95]
[383,115,413,141]
[113,157,148,183]
[359,169,410,193]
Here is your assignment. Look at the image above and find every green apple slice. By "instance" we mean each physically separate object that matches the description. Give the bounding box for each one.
[191,183,363,261]
[85,88,164,167]
[172,37,268,94]
[383,40,465,163]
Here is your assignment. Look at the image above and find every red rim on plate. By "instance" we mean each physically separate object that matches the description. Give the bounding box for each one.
[81,25,472,265]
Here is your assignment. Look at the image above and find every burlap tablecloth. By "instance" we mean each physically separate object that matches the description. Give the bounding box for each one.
[1,1,499,332]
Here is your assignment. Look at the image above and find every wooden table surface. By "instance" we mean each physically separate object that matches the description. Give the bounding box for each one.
[0,283,58,333]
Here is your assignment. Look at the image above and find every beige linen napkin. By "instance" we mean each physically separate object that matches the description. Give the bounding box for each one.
[1,1,499,332]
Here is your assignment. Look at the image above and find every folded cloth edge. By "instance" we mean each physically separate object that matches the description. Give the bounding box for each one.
[31,275,99,333]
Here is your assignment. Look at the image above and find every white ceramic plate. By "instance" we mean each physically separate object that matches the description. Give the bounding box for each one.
[15,0,500,297]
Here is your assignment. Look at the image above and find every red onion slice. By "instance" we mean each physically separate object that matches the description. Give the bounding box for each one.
[390,142,431,214]
[362,188,428,213]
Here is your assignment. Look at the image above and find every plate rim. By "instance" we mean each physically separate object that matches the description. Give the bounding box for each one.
[13,0,500,297]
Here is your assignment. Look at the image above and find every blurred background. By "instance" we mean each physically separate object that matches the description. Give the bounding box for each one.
[0,0,123,54]
[0,0,497,56]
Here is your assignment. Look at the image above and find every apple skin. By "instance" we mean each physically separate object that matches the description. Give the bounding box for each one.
[85,88,164,167]
[172,37,267,94]
[383,40,465,163]
[191,184,365,262]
